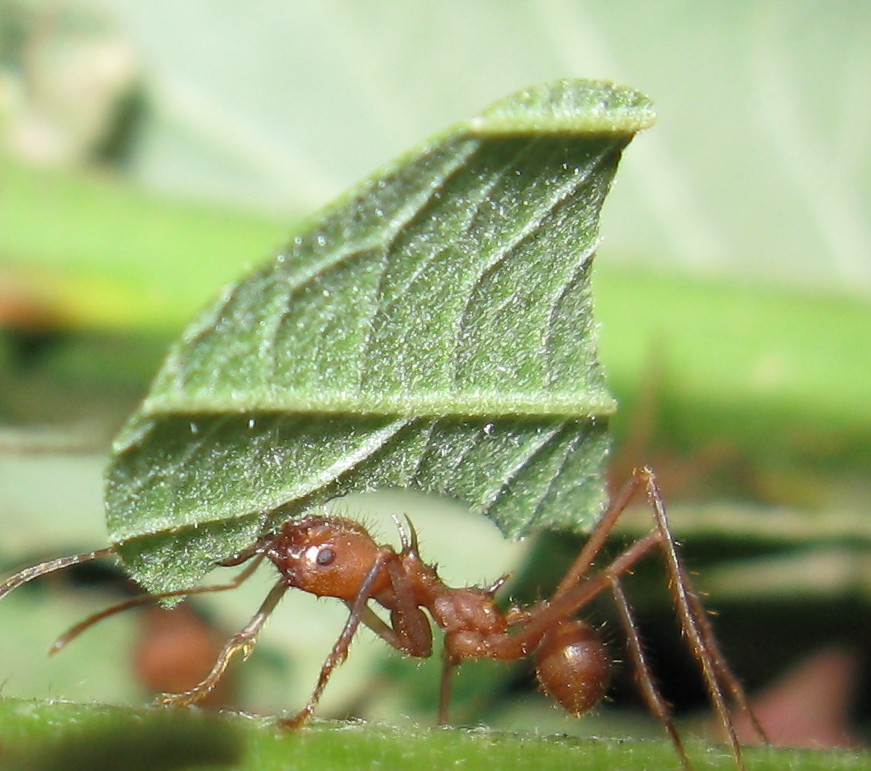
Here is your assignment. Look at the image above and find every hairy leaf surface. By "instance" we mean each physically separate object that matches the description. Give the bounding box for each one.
[106,80,655,594]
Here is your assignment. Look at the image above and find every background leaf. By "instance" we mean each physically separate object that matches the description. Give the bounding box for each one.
[106,80,654,595]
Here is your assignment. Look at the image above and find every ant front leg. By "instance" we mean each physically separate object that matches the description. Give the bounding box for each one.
[281,547,403,729]
[158,578,288,708]
[350,572,434,659]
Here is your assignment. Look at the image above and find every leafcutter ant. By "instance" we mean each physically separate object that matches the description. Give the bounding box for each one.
[0,467,767,769]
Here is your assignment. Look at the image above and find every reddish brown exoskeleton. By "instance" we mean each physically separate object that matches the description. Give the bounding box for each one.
[0,467,766,769]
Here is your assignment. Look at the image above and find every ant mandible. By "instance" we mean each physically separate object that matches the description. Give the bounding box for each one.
[0,467,767,770]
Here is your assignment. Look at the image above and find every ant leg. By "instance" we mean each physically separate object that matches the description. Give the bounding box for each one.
[501,531,662,657]
[484,468,662,660]
[550,467,764,743]
[608,573,691,771]
[639,467,764,767]
[475,467,758,769]
[50,555,266,654]
[552,471,648,598]
[158,577,288,708]
[342,595,445,719]
[281,547,396,729]
[436,573,512,725]
[683,588,768,743]
[438,653,460,725]
[0,547,115,600]
[344,567,433,658]
[342,600,433,660]
[347,603,395,640]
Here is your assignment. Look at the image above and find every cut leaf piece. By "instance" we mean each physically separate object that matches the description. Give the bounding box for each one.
[106,80,655,594]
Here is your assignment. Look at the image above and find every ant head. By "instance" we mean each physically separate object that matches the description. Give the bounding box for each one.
[269,516,387,601]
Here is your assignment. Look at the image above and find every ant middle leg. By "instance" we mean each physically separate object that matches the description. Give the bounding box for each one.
[437,575,512,726]
[438,653,460,725]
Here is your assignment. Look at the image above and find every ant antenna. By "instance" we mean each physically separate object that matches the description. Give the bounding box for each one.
[0,547,115,600]
[48,555,266,655]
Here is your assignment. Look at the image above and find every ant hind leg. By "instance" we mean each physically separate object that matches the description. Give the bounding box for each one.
[638,467,766,768]
[607,573,691,770]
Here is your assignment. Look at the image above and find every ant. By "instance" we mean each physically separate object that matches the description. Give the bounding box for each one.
[0,467,767,769]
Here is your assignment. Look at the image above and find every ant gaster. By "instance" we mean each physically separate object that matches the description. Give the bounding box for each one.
[0,468,767,769]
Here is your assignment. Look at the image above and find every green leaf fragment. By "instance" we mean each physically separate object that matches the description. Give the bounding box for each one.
[106,80,655,595]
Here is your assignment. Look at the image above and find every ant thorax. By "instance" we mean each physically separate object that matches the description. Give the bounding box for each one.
[431,589,511,660]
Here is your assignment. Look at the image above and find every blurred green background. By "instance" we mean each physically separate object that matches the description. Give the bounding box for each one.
[1,0,869,752]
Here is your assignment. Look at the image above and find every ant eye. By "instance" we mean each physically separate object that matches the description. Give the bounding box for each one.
[316,547,335,566]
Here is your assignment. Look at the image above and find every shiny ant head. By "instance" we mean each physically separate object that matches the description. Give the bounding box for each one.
[265,516,386,601]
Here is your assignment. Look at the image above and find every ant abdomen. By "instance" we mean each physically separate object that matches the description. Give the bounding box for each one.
[534,619,611,716]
